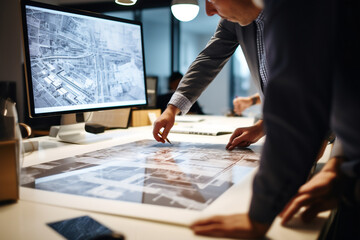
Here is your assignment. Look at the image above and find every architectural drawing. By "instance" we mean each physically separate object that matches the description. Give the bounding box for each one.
[21,140,260,211]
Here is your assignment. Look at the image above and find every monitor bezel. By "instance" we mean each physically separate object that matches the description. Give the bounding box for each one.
[21,0,148,118]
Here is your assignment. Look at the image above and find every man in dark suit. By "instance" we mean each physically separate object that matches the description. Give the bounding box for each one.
[190,0,360,239]
[263,0,360,238]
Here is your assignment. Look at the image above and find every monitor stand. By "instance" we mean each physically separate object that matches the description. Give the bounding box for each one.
[54,113,111,144]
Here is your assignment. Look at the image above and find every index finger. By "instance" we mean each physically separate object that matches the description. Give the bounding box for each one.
[153,120,165,143]
[226,131,239,149]
[159,122,172,141]
[226,129,245,150]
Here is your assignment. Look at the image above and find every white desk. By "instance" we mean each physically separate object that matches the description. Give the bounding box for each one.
[0,115,331,240]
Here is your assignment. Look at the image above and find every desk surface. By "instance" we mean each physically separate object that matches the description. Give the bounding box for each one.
[0,115,331,240]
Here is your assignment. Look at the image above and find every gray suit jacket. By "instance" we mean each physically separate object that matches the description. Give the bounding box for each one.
[170,19,262,114]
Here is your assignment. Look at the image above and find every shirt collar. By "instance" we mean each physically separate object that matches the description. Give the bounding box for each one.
[254,10,265,24]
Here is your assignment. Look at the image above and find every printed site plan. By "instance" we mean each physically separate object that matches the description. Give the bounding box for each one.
[21,140,260,211]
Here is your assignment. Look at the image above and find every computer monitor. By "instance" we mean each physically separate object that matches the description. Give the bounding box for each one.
[21,0,148,143]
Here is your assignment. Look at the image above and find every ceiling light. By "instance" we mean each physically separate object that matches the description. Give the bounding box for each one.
[114,0,137,6]
[252,0,264,9]
[171,0,199,22]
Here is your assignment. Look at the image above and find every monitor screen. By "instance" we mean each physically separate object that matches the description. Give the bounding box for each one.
[21,0,147,118]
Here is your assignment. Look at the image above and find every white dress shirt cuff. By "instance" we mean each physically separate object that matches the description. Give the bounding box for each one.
[168,92,192,115]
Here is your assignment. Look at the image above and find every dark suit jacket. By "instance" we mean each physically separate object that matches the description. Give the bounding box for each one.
[249,0,360,229]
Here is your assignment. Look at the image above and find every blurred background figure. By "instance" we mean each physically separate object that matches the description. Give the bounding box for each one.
[157,72,204,115]
[233,93,260,116]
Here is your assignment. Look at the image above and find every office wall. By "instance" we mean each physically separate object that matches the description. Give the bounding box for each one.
[180,19,231,115]
[198,60,231,115]
[0,0,24,121]
[179,1,230,115]
[180,26,231,115]
[142,8,171,95]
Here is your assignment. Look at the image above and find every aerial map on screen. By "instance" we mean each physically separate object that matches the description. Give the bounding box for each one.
[25,5,146,114]
[21,140,260,211]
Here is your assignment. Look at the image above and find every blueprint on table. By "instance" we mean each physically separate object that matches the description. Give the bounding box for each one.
[21,140,260,211]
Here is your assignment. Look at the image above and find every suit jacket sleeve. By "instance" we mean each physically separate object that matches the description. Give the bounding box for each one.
[169,19,239,114]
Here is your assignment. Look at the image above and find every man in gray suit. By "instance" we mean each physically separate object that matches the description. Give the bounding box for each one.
[153,0,266,150]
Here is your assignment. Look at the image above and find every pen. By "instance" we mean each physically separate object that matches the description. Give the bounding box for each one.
[159,130,172,144]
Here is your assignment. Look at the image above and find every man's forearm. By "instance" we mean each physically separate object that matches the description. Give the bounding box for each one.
[165,104,181,116]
